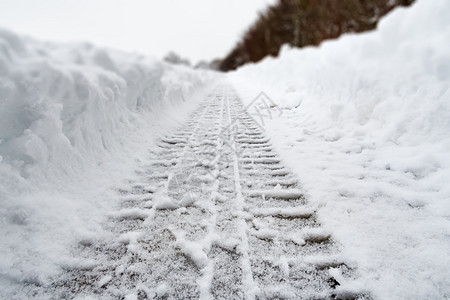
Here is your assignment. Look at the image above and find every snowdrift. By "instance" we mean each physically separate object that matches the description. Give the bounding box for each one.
[0,29,216,296]
[230,0,450,298]
[0,29,212,182]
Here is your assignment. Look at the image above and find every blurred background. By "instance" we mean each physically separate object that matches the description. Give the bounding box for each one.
[0,0,414,70]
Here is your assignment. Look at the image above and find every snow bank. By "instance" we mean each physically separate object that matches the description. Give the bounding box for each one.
[230,0,450,299]
[0,29,216,297]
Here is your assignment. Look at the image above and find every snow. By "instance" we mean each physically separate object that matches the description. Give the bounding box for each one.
[110,208,151,220]
[97,274,113,288]
[171,228,209,269]
[0,28,216,298]
[153,191,198,210]
[1,0,449,298]
[247,189,304,199]
[229,0,450,299]
[250,206,315,219]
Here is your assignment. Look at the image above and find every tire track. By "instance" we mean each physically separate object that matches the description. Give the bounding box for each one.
[45,85,370,300]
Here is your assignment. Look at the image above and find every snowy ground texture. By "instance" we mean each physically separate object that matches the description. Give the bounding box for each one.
[0,29,217,298]
[1,0,450,299]
[27,85,368,299]
[230,0,450,299]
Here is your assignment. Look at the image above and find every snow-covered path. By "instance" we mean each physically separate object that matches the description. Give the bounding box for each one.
[2,2,449,298]
[35,85,368,300]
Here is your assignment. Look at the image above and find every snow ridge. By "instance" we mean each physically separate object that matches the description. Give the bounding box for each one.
[0,29,216,298]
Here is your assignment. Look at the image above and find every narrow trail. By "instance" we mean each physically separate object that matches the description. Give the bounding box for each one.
[48,85,369,299]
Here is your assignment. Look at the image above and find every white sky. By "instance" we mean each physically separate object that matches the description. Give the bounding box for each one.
[0,0,274,63]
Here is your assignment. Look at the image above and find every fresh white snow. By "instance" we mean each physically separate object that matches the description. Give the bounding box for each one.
[229,0,450,299]
[1,0,449,298]
[0,28,217,297]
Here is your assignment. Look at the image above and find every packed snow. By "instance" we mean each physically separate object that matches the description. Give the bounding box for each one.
[229,0,450,298]
[0,28,216,297]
